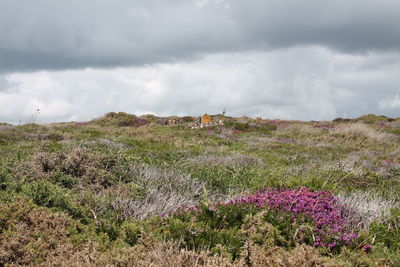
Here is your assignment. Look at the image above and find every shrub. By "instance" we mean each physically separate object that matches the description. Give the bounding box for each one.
[181,116,194,123]
[163,187,363,255]
[22,180,88,221]
[18,148,123,192]
[0,167,9,190]
[333,118,351,123]
[224,122,250,131]
[257,123,277,133]
[358,114,392,124]
[158,200,321,260]
[120,221,142,246]
[0,199,93,265]
[162,212,246,259]
[368,208,400,251]
[233,123,249,131]
[93,112,147,127]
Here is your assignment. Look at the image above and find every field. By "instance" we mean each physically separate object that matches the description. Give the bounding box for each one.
[0,112,399,266]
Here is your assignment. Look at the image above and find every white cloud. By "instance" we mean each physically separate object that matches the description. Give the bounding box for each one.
[1,46,399,124]
[379,95,400,110]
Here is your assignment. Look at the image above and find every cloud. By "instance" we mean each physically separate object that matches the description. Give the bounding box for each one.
[380,95,400,110]
[1,0,400,72]
[1,1,399,122]
[1,46,399,123]
[0,76,10,91]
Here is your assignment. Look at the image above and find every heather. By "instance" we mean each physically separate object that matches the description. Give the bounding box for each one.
[0,113,399,266]
[228,187,359,249]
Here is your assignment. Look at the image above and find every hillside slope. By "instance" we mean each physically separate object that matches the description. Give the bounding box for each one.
[0,113,399,266]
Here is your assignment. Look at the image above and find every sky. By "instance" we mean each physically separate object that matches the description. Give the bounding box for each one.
[1,0,400,123]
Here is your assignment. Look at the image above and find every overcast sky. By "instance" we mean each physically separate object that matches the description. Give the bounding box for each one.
[1,0,400,123]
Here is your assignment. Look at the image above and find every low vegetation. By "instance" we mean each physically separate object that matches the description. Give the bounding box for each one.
[0,113,399,266]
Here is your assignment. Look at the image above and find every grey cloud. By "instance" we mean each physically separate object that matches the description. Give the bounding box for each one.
[0,76,9,91]
[1,0,400,72]
[1,47,399,124]
[0,75,16,92]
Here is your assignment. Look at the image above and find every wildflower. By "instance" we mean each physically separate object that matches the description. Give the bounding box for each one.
[328,242,337,248]
[179,187,361,250]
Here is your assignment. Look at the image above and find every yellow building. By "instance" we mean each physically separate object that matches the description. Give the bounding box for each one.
[201,114,211,124]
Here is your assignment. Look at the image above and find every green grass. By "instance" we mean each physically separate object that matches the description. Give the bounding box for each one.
[0,114,399,265]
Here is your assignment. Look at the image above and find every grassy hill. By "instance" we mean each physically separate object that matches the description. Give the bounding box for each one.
[0,113,399,266]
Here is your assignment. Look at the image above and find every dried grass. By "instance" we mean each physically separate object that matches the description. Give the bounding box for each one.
[338,191,398,229]
[324,150,400,178]
[236,244,341,267]
[98,236,340,267]
[61,138,130,151]
[332,122,394,143]
[97,240,233,267]
[112,163,210,219]
[334,151,377,176]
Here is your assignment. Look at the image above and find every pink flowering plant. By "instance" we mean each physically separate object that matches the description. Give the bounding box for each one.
[228,187,360,249]
[162,187,362,256]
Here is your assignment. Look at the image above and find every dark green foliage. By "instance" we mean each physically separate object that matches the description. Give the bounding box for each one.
[232,122,249,131]
[22,180,89,222]
[181,116,194,122]
[0,167,10,190]
[257,123,277,133]
[156,203,310,259]
[333,118,351,123]
[162,216,245,259]
[358,114,393,124]
[368,208,400,251]
[52,172,78,189]
[120,220,142,246]
[388,128,400,136]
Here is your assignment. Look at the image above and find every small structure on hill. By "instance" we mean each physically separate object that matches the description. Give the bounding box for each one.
[188,114,224,129]
[201,114,211,124]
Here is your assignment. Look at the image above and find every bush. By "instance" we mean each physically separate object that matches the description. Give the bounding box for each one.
[258,124,277,133]
[181,116,194,123]
[22,180,88,221]
[20,148,124,192]
[224,122,250,131]
[94,112,147,127]
[157,203,292,259]
[333,118,351,123]
[233,123,249,131]
[368,208,400,251]
[0,199,94,265]
[156,187,367,259]
[358,114,392,124]
[120,221,142,246]
[162,215,245,259]
[0,167,9,190]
